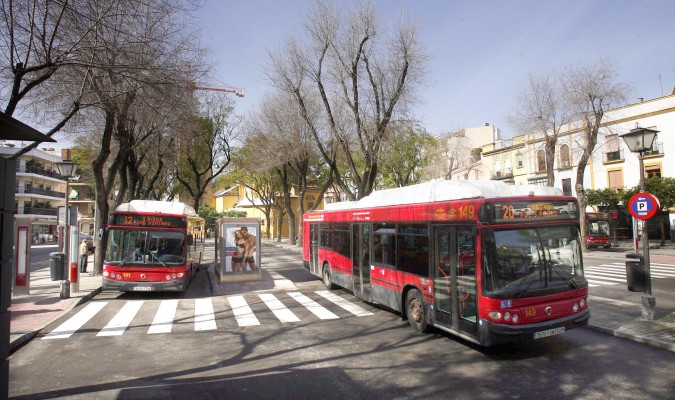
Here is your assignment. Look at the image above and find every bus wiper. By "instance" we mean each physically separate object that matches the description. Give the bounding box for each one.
[149,251,166,267]
[548,261,579,289]
[514,268,541,299]
[120,249,140,266]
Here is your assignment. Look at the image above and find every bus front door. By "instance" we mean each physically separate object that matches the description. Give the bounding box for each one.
[433,225,478,338]
[310,223,319,275]
[352,224,371,301]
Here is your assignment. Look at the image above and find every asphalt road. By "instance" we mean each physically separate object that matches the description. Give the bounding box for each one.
[9,246,675,400]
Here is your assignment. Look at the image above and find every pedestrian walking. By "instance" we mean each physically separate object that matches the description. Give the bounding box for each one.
[79,239,88,273]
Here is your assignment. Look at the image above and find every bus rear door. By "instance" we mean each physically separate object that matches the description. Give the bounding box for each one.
[433,225,478,339]
[352,224,372,301]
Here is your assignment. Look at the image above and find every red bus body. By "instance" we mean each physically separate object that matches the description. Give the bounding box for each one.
[585,212,611,248]
[302,180,589,346]
[102,200,205,293]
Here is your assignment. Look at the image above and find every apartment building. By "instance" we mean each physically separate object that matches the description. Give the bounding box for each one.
[0,144,97,243]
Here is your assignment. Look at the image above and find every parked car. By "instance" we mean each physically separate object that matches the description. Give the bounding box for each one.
[80,234,95,254]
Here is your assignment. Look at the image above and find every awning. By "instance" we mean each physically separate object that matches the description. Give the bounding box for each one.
[0,112,56,142]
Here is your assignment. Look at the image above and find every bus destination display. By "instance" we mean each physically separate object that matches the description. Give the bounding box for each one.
[492,200,578,223]
[109,213,186,228]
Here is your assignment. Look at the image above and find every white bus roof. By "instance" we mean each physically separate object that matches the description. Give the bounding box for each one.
[115,200,198,217]
[325,180,563,210]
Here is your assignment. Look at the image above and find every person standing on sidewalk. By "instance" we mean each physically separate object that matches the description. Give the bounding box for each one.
[79,239,88,273]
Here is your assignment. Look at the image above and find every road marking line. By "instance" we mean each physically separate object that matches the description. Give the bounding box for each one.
[315,290,373,316]
[148,299,178,334]
[586,279,618,286]
[228,296,260,326]
[259,293,300,323]
[194,298,217,331]
[287,292,339,320]
[43,302,108,340]
[98,301,144,337]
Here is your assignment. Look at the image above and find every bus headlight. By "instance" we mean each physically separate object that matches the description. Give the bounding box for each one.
[504,312,511,321]
[572,303,579,312]
[103,271,109,278]
[165,275,171,281]
[488,311,502,321]
[512,314,519,323]
[580,298,586,308]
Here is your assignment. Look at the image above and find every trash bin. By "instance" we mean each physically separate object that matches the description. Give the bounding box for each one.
[49,252,66,281]
[625,253,644,292]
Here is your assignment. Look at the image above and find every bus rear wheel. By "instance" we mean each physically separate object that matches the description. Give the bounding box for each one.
[323,265,336,290]
[406,289,429,333]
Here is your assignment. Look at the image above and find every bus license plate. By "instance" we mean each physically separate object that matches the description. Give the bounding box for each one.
[132,286,152,291]
[533,327,565,339]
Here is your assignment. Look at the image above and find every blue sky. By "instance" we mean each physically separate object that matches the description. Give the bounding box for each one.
[199,0,675,138]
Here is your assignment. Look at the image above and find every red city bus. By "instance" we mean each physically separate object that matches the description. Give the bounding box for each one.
[302,180,589,346]
[585,212,611,249]
[103,200,205,293]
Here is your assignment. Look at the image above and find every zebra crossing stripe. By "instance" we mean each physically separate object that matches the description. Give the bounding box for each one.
[98,301,144,337]
[287,292,339,320]
[584,273,627,282]
[194,298,217,331]
[315,290,373,316]
[148,299,179,334]
[228,295,260,326]
[259,293,300,323]
[43,302,108,340]
[586,279,618,286]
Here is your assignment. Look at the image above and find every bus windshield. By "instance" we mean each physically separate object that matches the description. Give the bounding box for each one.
[587,220,610,237]
[105,229,186,266]
[483,226,584,298]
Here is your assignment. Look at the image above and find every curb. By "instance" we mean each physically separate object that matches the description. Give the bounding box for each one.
[586,323,675,353]
[10,286,102,353]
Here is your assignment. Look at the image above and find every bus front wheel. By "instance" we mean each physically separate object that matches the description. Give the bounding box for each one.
[406,289,429,333]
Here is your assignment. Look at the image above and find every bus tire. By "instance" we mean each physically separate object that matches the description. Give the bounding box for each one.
[322,265,336,290]
[406,289,429,333]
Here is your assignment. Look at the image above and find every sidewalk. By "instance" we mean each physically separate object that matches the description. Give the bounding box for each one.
[8,238,675,353]
[9,257,102,352]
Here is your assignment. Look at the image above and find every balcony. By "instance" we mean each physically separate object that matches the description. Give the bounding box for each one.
[20,186,66,198]
[16,207,58,216]
[604,149,624,162]
[492,169,514,180]
[16,164,64,179]
[644,142,663,157]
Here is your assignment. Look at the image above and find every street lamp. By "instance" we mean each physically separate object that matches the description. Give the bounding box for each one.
[619,126,659,320]
[56,160,78,294]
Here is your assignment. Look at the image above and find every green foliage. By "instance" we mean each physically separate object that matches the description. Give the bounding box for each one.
[585,188,623,210]
[620,177,675,211]
[378,123,435,188]
[644,177,675,211]
[198,204,247,231]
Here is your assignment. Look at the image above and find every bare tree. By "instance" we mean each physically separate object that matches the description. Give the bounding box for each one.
[174,94,240,211]
[510,74,571,186]
[562,59,630,248]
[250,92,332,244]
[268,0,425,200]
[73,0,201,274]
[0,0,119,156]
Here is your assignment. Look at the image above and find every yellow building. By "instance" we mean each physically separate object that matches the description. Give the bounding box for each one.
[213,184,326,239]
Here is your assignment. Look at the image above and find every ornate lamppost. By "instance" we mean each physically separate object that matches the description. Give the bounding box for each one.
[619,126,658,320]
[56,160,78,294]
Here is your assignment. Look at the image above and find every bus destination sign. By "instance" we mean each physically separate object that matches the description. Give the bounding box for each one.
[492,200,578,223]
[109,213,186,228]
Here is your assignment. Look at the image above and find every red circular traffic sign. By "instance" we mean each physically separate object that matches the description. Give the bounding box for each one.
[627,192,659,221]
